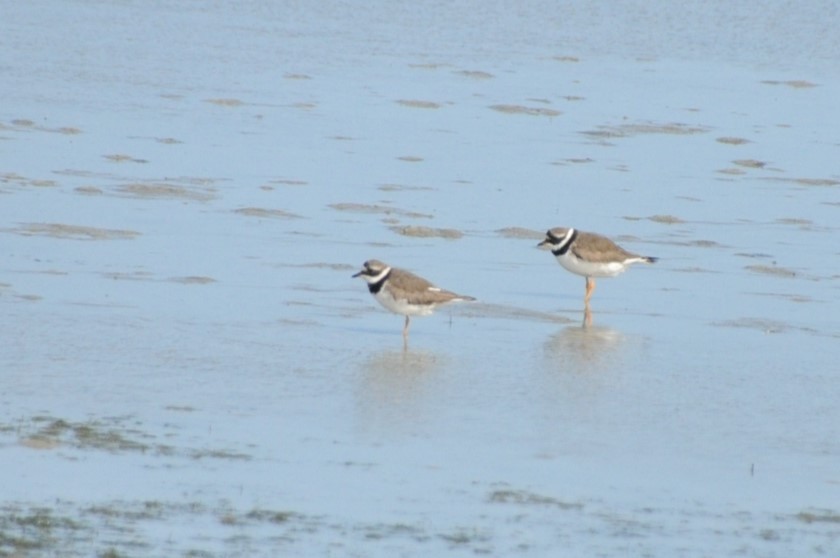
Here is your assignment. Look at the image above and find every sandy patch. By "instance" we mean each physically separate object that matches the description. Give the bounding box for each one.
[623,214,684,224]
[169,276,216,285]
[768,177,840,187]
[716,136,751,145]
[234,207,303,219]
[745,264,797,277]
[455,70,494,79]
[260,178,309,190]
[714,317,792,333]
[377,183,435,192]
[551,157,595,166]
[101,271,155,281]
[495,227,544,239]
[104,153,149,163]
[688,239,724,248]
[408,62,451,69]
[204,98,245,106]
[8,223,140,240]
[582,122,709,138]
[489,104,561,117]
[733,159,767,168]
[329,202,432,219]
[717,167,746,175]
[396,99,443,109]
[74,186,104,195]
[276,262,355,271]
[647,214,684,224]
[19,437,61,450]
[13,415,250,460]
[1,172,58,188]
[458,302,573,324]
[774,218,812,226]
[116,182,217,201]
[8,119,82,134]
[488,488,583,509]
[761,79,818,88]
[389,225,463,239]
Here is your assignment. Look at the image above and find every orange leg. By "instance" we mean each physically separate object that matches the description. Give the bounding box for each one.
[584,277,596,304]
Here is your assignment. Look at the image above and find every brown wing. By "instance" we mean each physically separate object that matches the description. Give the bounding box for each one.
[388,268,473,305]
[571,231,639,263]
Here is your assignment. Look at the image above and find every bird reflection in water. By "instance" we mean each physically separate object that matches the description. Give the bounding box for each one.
[583,302,593,328]
[544,313,626,371]
[355,346,444,434]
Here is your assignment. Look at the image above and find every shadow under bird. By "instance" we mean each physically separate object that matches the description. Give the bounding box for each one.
[353,259,475,338]
[537,227,658,304]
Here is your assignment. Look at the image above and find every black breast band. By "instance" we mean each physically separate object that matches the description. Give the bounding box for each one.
[551,229,578,256]
[367,270,391,294]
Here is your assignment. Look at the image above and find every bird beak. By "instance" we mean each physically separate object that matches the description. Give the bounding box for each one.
[352,270,363,278]
[536,239,550,248]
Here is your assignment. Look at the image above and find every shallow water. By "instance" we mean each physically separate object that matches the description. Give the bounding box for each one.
[2,1,839,556]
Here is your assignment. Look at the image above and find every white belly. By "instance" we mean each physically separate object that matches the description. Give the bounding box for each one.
[556,253,627,278]
[374,290,436,316]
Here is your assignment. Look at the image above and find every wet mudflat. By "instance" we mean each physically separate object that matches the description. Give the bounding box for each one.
[2,1,839,556]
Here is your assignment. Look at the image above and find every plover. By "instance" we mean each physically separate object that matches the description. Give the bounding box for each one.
[353,259,475,338]
[537,227,657,304]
